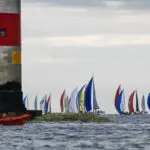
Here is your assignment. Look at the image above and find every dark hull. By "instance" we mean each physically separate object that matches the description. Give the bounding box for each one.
[120,111,148,115]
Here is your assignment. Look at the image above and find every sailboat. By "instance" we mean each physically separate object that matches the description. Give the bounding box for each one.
[114,85,121,113]
[128,90,136,114]
[114,85,129,115]
[84,77,103,114]
[116,89,128,115]
[141,95,147,114]
[128,90,141,115]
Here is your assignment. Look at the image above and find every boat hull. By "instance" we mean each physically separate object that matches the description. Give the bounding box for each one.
[96,111,105,115]
[120,111,148,115]
[0,114,30,125]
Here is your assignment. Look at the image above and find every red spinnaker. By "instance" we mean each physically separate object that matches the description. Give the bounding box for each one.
[114,85,121,110]
[60,90,65,112]
[128,90,136,113]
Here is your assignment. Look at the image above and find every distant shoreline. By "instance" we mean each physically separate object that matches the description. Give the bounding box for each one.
[30,113,111,123]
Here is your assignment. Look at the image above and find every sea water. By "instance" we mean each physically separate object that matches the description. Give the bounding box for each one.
[0,114,150,150]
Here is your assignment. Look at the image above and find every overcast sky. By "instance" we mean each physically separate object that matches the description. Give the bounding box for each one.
[21,0,150,113]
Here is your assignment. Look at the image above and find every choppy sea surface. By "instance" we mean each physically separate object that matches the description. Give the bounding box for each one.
[0,114,150,150]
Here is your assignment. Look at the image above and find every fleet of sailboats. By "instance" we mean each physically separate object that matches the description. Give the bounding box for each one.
[61,77,104,114]
[23,80,150,115]
[114,85,149,115]
[23,76,105,115]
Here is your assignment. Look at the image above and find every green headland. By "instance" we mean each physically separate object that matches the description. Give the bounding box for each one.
[30,113,111,123]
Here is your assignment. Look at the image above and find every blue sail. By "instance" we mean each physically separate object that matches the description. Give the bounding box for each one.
[34,95,38,110]
[116,90,124,114]
[45,95,50,113]
[44,95,47,113]
[85,77,93,112]
[40,96,45,105]
[147,93,150,110]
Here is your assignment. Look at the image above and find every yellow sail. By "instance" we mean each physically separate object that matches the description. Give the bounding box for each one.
[80,86,86,113]
[65,96,69,112]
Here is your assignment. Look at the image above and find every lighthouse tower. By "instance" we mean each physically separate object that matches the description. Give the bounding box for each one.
[0,0,26,114]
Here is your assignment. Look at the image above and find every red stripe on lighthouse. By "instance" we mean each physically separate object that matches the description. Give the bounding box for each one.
[0,13,20,46]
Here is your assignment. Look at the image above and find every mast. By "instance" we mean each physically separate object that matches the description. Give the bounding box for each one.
[92,73,94,113]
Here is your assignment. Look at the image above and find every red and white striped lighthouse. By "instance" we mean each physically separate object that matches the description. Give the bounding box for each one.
[0,0,26,114]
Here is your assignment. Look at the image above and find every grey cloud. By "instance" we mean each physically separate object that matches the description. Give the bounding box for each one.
[122,0,150,10]
[22,2,150,38]
[22,0,105,8]
[22,0,150,10]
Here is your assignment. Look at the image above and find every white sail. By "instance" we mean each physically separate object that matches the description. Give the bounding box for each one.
[141,95,146,112]
[92,78,99,110]
[23,95,29,110]
[120,94,124,112]
[68,87,78,113]
[122,92,128,113]
[40,95,46,114]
